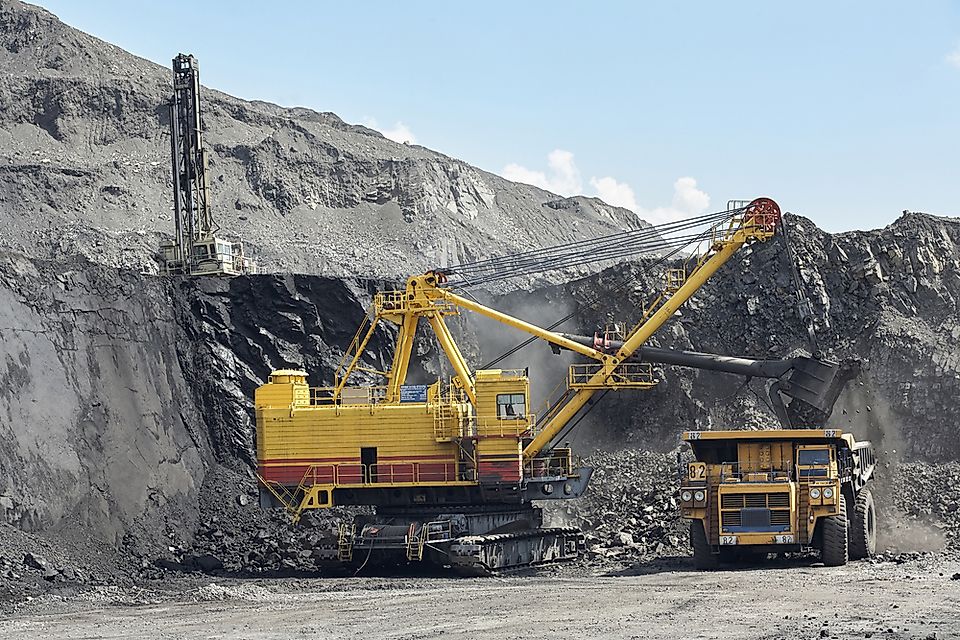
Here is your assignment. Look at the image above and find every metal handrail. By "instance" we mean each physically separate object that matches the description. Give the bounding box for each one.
[309,386,388,405]
[474,414,536,437]
[568,362,655,387]
[720,461,795,483]
[295,460,466,487]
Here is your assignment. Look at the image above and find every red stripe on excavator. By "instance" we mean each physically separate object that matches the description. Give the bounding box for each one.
[258,460,460,485]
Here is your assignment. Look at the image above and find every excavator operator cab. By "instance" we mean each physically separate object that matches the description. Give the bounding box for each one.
[474,369,531,429]
[796,445,835,478]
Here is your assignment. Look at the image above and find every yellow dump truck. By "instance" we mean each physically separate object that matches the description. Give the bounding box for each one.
[679,429,877,568]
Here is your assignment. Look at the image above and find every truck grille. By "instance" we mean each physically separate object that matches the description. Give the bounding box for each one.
[770,510,790,526]
[720,492,792,531]
[721,492,790,509]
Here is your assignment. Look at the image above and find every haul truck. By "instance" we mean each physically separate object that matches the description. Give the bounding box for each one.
[679,429,877,568]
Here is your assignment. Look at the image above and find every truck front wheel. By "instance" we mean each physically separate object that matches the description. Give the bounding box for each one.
[821,494,849,566]
[849,488,877,560]
[690,520,719,570]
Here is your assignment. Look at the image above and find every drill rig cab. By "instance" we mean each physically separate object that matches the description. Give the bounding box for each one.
[680,429,877,568]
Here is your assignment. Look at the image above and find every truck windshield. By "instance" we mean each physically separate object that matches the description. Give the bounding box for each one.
[798,449,830,466]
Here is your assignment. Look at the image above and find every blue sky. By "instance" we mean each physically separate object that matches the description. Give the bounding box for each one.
[37,1,960,232]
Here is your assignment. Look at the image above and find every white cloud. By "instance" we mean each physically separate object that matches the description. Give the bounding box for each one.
[363,118,417,144]
[589,175,638,212]
[501,149,582,196]
[500,149,711,225]
[948,45,960,69]
[639,176,711,224]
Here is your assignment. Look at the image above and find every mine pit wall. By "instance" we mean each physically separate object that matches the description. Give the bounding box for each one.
[0,252,208,545]
[486,213,960,462]
[0,253,433,552]
[1,210,959,552]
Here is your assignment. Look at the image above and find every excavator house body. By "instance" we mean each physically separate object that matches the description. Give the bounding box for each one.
[256,369,589,572]
[257,369,586,508]
[681,429,877,567]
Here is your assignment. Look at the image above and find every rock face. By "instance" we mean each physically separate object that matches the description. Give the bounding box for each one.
[0,0,644,277]
[485,212,960,463]
[0,249,426,556]
[0,252,207,543]
[2,208,958,561]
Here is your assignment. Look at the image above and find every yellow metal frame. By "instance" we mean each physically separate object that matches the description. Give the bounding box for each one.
[324,204,778,462]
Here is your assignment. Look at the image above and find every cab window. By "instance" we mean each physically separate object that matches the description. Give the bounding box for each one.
[496,393,526,420]
[798,449,830,466]
[798,448,830,477]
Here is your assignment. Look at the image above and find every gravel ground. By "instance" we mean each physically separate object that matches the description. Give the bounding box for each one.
[2,558,958,640]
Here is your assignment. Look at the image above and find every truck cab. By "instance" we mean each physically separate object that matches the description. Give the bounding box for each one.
[679,429,876,568]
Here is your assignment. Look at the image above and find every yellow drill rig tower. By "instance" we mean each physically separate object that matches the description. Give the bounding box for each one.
[255,198,802,572]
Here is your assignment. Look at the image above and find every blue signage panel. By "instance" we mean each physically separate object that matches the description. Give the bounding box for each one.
[399,384,428,403]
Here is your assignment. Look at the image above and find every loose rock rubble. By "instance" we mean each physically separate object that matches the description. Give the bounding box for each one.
[547,449,688,566]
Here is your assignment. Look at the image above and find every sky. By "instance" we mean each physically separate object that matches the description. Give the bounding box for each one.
[37,1,960,232]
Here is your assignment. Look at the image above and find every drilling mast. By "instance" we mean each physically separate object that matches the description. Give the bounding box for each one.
[159,53,255,276]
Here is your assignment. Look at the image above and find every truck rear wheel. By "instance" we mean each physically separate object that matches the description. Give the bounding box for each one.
[849,488,877,560]
[821,494,849,567]
[690,520,719,570]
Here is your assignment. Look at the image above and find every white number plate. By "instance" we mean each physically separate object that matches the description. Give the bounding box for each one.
[774,535,795,544]
[719,535,738,546]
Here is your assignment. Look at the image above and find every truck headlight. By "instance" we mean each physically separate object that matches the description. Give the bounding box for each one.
[809,488,821,499]
[694,490,706,502]
[823,487,834,499]
[681,490,693,502]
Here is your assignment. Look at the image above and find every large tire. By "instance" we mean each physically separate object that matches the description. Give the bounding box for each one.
[690,520,719,570]
[849,488,877,560]
[821,494,849,566]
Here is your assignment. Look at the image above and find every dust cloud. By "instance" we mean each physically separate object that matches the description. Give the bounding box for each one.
[830,380,947,554]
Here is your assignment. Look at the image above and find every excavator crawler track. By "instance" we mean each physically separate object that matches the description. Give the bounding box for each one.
[448,527,584,575]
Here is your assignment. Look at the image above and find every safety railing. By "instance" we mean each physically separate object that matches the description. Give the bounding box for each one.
[567,362,656,390]
[295,461,466,487]
[374,290,455,316]
[524,448,574,479]
[474,414,536,438]
[492,368,528,379]
[719,461,794,483]
[309,386,388,406]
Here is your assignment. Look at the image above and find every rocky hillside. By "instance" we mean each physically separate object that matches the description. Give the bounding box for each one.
[0,0,644,278]
[486,211,960,462]
[2,209,958,550]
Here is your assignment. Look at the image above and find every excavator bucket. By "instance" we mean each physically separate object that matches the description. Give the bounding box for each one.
[774,356,861,428]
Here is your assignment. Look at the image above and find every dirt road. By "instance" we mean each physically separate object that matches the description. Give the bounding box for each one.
[2,559,958,639]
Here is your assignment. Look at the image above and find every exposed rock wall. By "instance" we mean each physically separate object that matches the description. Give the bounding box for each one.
[0,253,208,544]
[494,212,960,461]
[0,210,958,559]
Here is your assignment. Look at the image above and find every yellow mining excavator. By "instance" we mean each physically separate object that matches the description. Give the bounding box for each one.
[254,198,832,572]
